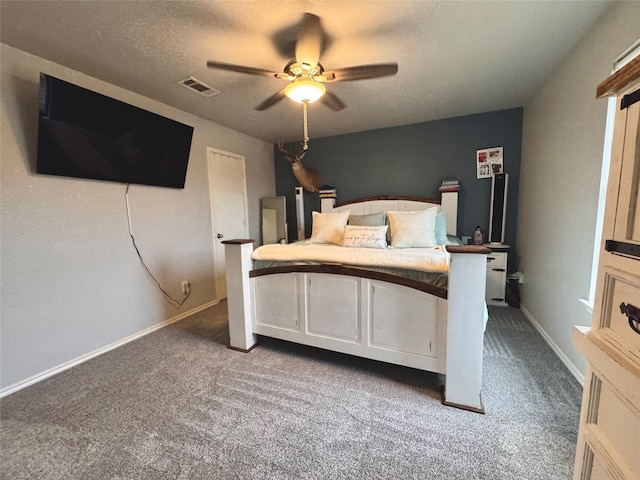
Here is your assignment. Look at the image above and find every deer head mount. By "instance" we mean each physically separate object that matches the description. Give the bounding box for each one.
[278,141,322,193]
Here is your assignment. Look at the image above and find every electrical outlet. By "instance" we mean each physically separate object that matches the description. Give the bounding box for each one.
[181,281,190,294]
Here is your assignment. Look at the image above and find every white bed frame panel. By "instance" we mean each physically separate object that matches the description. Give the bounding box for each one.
[224,192,488,413]
[252,272,447,374]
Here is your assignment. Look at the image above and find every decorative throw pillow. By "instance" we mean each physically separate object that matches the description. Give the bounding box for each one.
[308,210,350,245]
[341,225,388,248]
[435,211,449,245]
[387,208,438,248]
[348,212,386,226]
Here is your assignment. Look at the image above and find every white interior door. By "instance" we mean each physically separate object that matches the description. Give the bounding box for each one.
[207,147,248,300]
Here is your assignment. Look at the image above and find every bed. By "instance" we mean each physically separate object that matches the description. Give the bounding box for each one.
[223,192,490,412]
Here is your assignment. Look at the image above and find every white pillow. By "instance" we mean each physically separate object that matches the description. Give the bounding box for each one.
[387,208,438,248]
[341,225,388,249]
[308,210,350,245]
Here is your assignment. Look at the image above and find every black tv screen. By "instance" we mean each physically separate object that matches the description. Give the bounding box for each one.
[36,73,194,189]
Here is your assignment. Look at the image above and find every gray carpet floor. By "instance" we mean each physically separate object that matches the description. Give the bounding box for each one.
[0,303,582,479]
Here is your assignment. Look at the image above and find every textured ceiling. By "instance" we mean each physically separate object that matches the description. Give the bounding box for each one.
[1,1,613,144]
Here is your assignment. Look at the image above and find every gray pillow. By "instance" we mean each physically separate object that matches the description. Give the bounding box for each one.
[347,212,386,226]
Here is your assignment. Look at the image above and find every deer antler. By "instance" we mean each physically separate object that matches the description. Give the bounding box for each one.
[277,140,321,193]
[277,140,307,163]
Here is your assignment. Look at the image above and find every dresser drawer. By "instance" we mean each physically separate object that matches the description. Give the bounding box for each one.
[594,266,640,357]
[573,328,640,479]
[579,373,640,479]
[593,379,640,476]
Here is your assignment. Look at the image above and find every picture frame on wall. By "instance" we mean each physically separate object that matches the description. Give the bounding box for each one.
[477,146,503,178]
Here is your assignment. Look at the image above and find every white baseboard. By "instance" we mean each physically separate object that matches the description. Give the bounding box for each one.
[0,300,219,398]
[520,304,585,386]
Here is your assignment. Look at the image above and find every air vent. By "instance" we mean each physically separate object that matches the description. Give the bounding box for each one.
[177,77,220,97]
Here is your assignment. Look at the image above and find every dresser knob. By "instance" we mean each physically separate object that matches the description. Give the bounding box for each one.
[620,302,640,335]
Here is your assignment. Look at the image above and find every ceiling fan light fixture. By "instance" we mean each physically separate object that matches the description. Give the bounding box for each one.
[284,77,326,103]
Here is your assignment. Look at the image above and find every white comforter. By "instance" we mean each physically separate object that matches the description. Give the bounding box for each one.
[251,243,450,273]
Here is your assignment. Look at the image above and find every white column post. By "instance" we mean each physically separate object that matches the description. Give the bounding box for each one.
[295,186,305,240]
[440,191,459,236]
[443,245,489,413]
[320,197,336,213]
[223,239,257,352]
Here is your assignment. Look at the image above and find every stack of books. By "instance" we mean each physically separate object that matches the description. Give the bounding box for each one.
[319,185,337,199]
[438,179,460,192]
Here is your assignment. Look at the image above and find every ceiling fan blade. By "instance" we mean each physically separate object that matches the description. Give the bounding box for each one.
[319,90,346,111]
[295,13,322,68]
[255,89,287,111]
[206,61,278,78]
[323,63,398,82]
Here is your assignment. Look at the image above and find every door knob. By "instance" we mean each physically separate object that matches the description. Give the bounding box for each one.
[217,233,224,239]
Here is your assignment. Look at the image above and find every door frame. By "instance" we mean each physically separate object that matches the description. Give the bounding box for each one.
[206,146,249,301]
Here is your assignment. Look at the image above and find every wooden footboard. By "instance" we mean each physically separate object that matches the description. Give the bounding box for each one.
[223,240,489,413]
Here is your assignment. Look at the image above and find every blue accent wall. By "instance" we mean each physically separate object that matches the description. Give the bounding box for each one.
[275,107,523,272]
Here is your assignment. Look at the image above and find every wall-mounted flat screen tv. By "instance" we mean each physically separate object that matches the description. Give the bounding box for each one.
[36,73,194,189]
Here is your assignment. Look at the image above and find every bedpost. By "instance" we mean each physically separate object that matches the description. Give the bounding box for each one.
[222,239,258,352]
[320,196,336,213]
[443,245,490,413]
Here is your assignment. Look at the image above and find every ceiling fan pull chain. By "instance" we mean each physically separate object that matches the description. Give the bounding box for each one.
[302,100,310,150]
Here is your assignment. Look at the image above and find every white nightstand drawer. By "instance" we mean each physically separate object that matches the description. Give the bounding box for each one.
[486,251,507,269]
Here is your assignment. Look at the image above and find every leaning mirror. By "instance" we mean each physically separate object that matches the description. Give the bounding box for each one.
[260,196,287,245]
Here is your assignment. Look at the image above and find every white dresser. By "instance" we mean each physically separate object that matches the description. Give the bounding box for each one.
[573,58,640,480]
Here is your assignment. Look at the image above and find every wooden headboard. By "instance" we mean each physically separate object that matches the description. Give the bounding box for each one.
[321,192,459,236]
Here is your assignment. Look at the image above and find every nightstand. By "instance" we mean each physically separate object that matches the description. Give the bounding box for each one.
[485,244,509,306]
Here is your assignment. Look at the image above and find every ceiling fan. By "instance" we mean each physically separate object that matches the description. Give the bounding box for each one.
[205,13,398,112]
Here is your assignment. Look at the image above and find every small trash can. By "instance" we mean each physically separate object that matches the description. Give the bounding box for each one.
[505,279,520,308]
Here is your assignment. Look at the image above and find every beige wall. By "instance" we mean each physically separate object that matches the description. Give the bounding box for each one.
[517,2,640,380]
[0,44,275,392]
